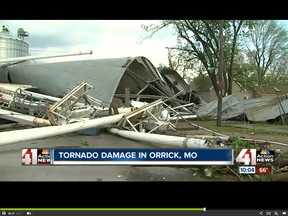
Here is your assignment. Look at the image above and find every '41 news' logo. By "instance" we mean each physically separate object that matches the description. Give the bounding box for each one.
[22,148,52,165]
[236,149,275,165]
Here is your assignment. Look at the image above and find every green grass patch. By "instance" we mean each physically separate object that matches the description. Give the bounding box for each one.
[192,121,288,136]
[252,123,288,130]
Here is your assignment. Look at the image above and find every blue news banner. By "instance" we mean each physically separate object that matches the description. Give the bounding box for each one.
[48,149,234,165]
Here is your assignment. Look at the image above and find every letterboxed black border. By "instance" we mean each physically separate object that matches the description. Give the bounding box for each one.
[1,181,286,209]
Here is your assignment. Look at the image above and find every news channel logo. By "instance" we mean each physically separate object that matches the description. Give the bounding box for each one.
[236,148,274,174]
[22,148,52,165]
[236,148,275,165]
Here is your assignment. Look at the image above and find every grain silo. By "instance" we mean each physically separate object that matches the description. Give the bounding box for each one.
[0,25,29,59]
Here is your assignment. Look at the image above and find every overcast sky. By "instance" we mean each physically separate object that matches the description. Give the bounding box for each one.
[1,20,176,67]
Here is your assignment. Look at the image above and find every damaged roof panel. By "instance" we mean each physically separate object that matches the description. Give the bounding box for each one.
[244,97,288,122]
[2,56,175,108]
[196,95,244,120]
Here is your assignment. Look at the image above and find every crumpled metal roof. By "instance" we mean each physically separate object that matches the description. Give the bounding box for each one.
[196,95,288,122]
[243,97,288,122]
[196,95,244,120]
[3,56,173,107]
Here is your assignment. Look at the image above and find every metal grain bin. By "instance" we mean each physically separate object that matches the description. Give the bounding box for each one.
[0,25,29,59]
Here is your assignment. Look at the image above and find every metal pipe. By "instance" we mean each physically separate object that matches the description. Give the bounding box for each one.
[0,50,93,64]
[170,115,198,120]
[0,113,124,146]
[0,109,51,126]
[108,127,208,148]
[190,135,230,141]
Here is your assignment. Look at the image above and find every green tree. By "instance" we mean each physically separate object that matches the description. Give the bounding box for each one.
[193,74,212,91]
[244,20,288,86]
[230,52,258,90]
[143,20,250,126]
[166,48,198,83]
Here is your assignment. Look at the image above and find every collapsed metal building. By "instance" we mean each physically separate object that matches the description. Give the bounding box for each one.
[0,56,202,111]
[196,95,288,123]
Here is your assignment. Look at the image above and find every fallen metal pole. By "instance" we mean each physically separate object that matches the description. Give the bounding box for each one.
[108,128,209,148]
[190,135,230,141]
[0,109,51,126]
[187,121,228,138]
[0,50,93,64]
[0,113,124,146]
[170,115,198,120]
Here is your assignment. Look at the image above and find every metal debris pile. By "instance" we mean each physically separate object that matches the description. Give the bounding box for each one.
[0,81,103,126]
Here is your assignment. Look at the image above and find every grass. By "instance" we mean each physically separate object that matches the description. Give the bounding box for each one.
[188,120,288,136]
[253,123,288,130]
[206,125,268,135]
